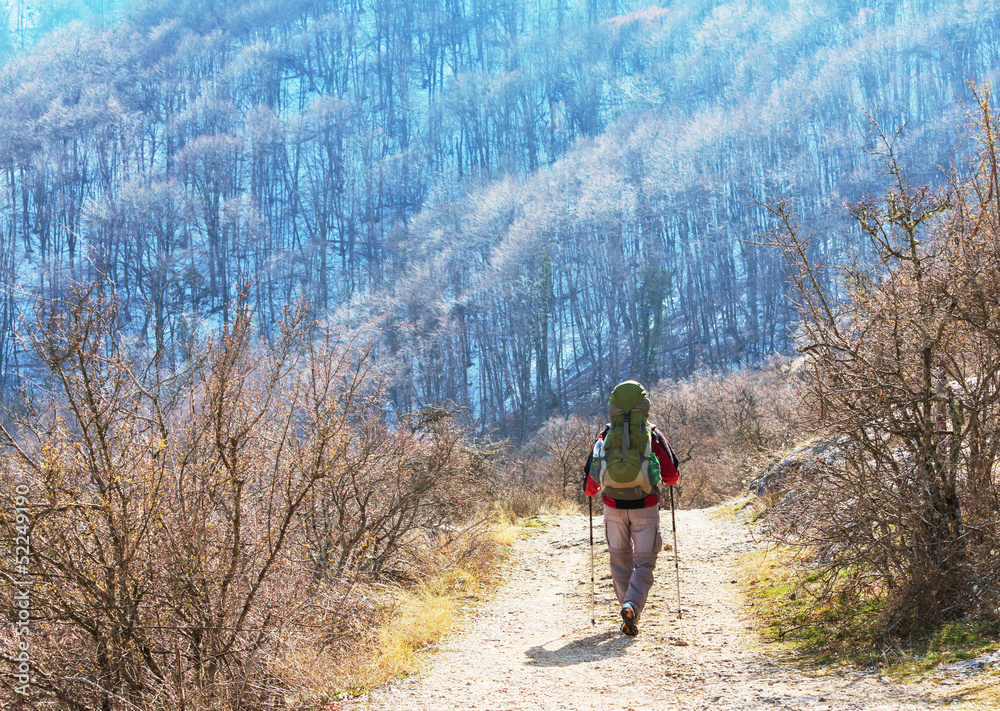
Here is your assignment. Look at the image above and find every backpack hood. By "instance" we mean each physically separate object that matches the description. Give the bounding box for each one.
[608,380,650,418]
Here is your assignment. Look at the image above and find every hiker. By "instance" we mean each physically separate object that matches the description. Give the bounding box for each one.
[583,380,679,636]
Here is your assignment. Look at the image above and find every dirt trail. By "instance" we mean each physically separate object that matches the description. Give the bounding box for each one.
[349,508,998,711]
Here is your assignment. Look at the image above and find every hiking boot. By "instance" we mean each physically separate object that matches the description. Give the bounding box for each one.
[620,602,638,636]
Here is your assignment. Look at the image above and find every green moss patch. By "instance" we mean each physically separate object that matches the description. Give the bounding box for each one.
[740,546,1000,674]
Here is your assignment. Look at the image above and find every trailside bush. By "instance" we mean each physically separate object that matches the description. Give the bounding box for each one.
[648,360,806,508]
[0,284,496,710]
[760,90,1000,632]
[524,415,596,502]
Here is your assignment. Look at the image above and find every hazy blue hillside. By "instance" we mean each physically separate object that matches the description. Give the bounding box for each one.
[0,0,123,57]
[0,0,997,436]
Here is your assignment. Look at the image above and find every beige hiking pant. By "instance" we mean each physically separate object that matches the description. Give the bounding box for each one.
[604,504,662,617]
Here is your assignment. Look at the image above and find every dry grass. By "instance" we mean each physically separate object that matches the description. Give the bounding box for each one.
[272,559,494,707]
[708,495,759,521]
[350,582,462,690]
[490,504,523,547]
[344,564,493,692]
[274,446,596,706]
[273,503,554,707]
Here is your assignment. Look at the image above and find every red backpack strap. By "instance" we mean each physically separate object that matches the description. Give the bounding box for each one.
[650,426,680,483]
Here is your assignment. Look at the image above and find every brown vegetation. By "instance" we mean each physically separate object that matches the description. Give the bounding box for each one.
[647,363,805,508]
[521,415,595,503]
[759,88,1000,632]
[0,283,501,710]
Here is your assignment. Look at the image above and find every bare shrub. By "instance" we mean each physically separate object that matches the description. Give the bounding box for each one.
[0,283,500,709]
[486,433,578,520]
[760,92,1000,630]
[298,403,500,585]
[648,360,805,507]
[524,415,595,502]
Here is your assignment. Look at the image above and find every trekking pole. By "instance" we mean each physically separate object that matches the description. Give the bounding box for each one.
[589,495,596,625]
[669,485,681,619]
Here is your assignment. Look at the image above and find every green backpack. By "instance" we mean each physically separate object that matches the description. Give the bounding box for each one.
[592,380,661,500]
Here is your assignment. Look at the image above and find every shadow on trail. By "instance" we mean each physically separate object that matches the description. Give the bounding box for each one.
[525,631,635,667]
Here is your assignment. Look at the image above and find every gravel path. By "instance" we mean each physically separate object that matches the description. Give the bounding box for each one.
[348,508,999,711]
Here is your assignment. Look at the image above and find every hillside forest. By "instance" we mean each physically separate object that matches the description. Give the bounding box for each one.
[0,0,997,436]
